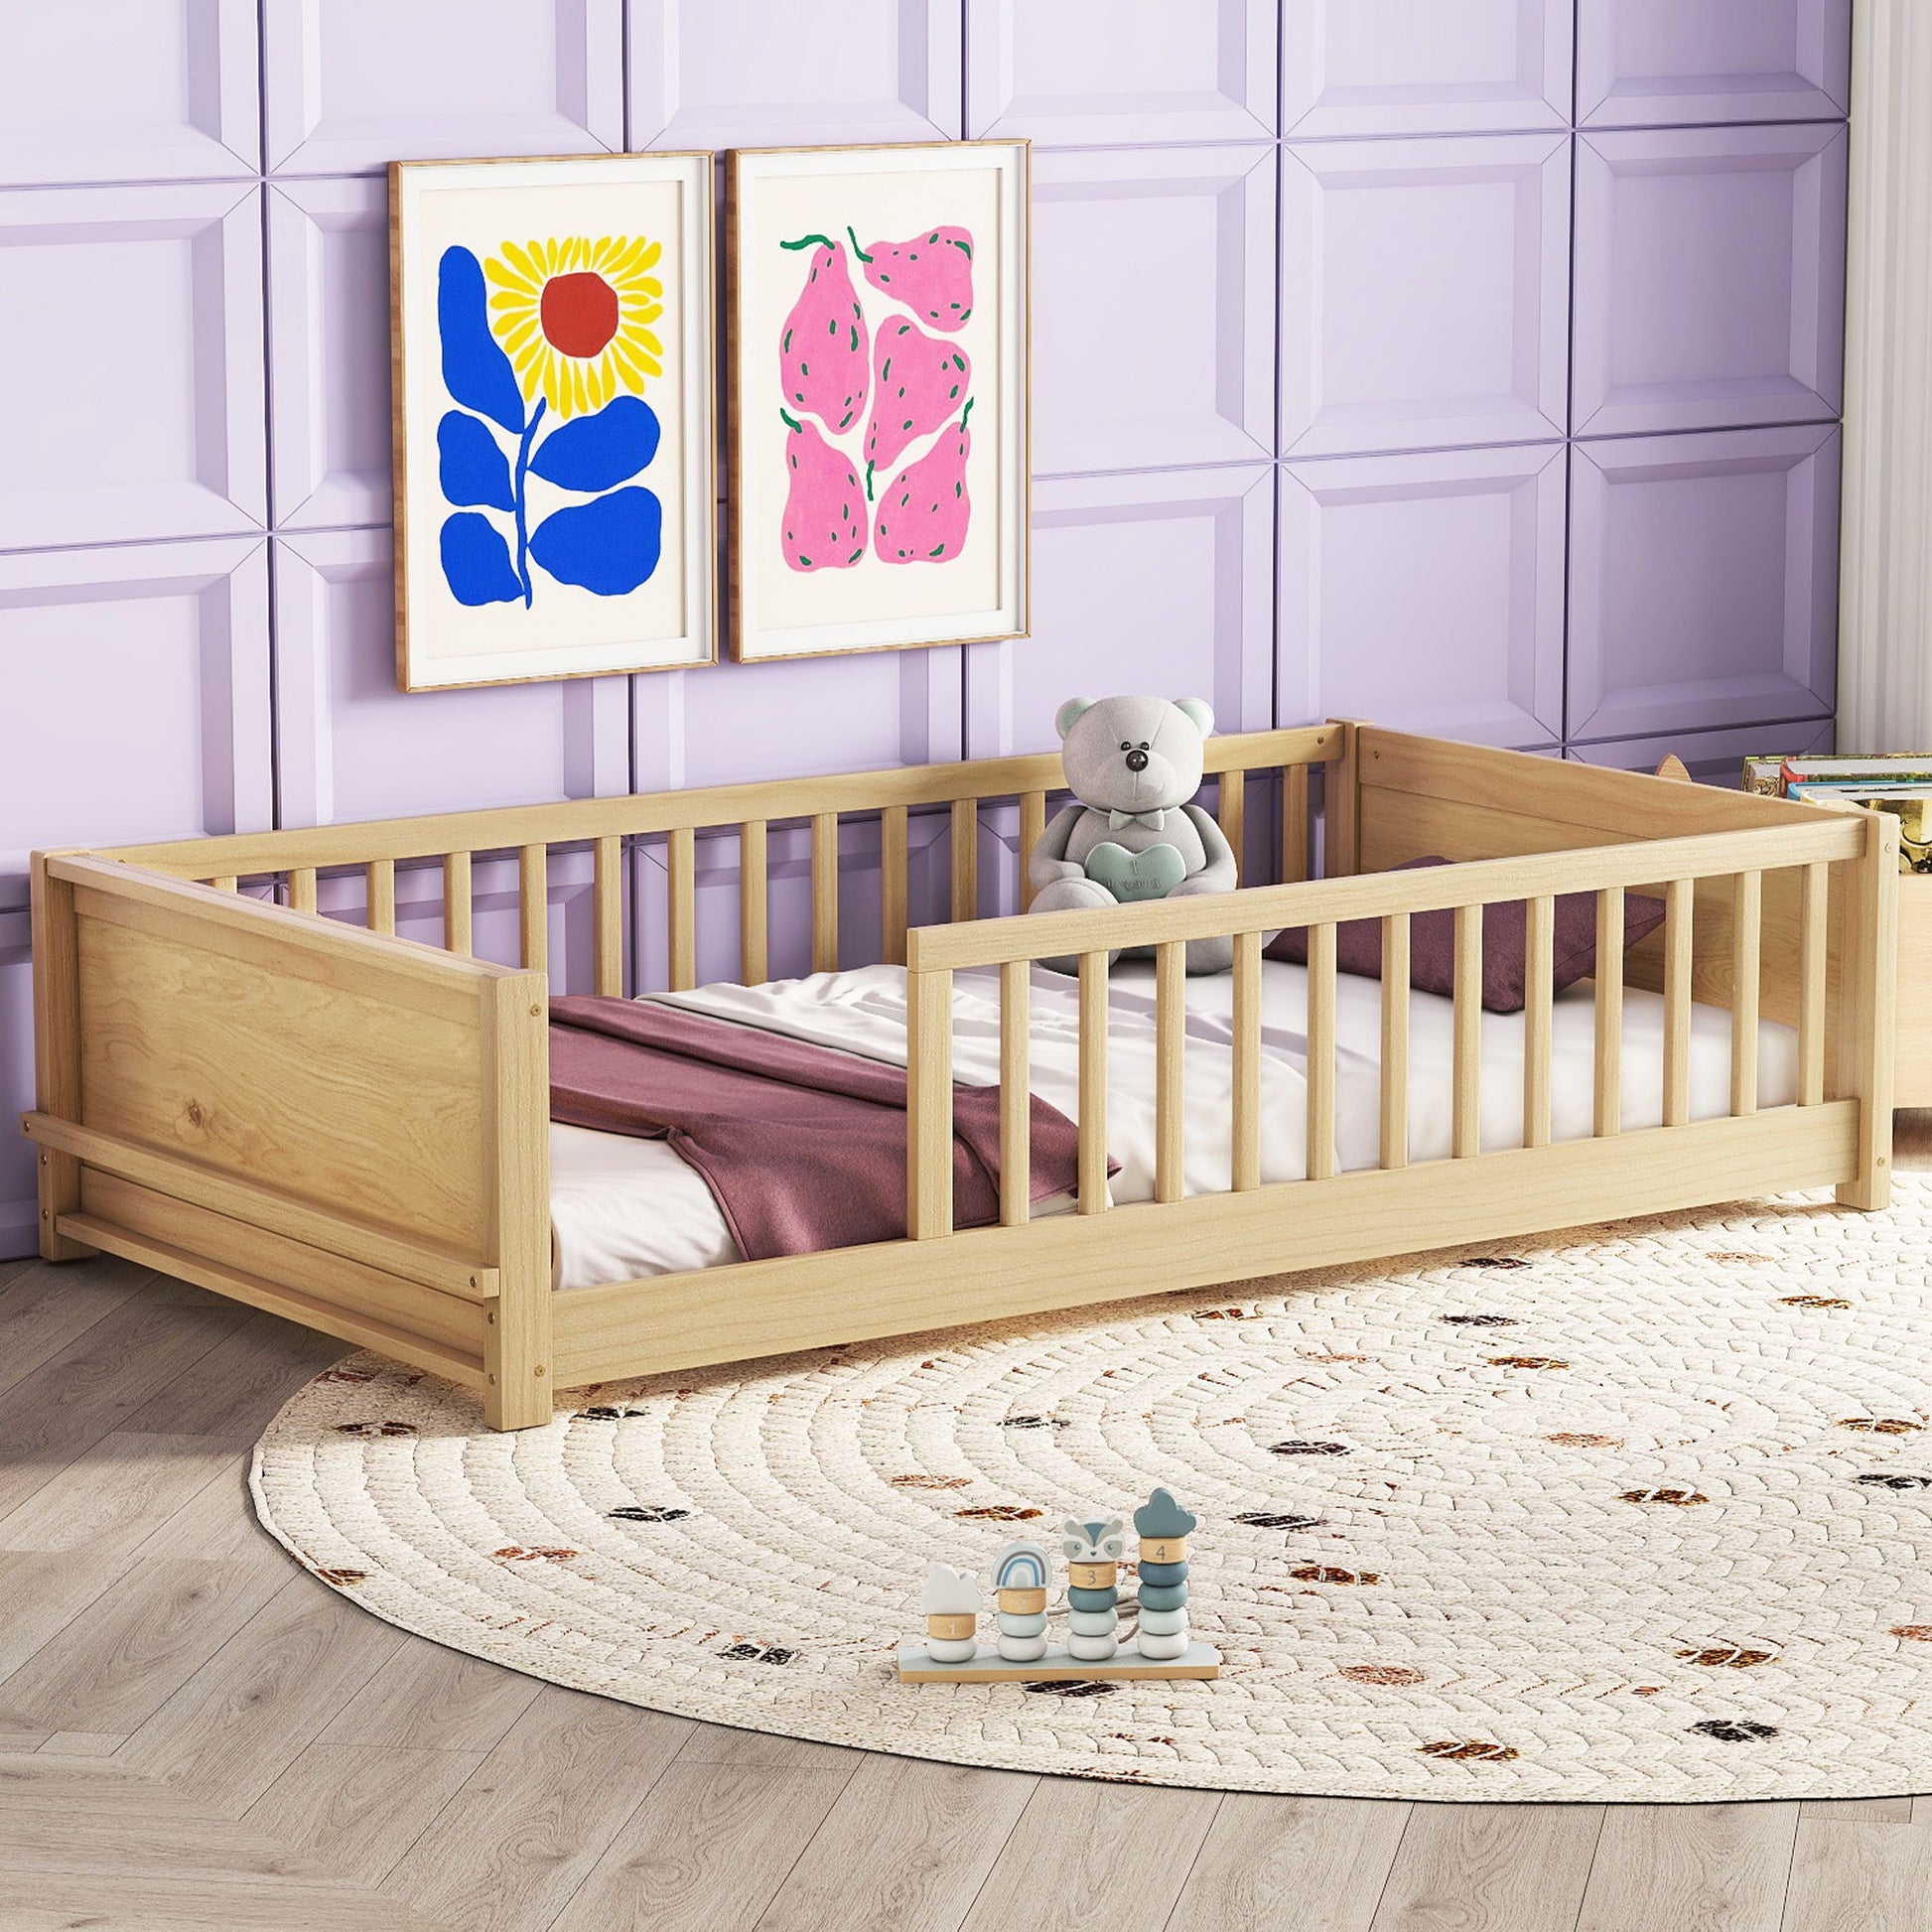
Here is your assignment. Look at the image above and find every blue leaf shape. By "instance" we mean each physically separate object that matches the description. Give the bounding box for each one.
[438,246,524,436]
[528,396,661,492]
[440,512,523,606]
[530,487,662,597]
[437,410,514,510]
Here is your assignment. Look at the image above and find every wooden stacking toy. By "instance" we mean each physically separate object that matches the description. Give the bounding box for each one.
[1131,1487,1197,1660]
[920,1563,981,1665]
[1061,1514,1126,1661]
[897,1486,1219,1683]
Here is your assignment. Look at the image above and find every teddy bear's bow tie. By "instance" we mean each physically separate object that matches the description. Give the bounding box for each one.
[1108,807,1170,831]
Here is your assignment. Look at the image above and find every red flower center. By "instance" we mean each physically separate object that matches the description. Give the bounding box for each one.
[539,271,620,358]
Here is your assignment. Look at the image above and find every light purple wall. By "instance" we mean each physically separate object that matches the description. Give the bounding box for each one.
[0,0,1852,1255]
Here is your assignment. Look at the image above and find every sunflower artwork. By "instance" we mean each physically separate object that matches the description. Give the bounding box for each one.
[435,234,666,609]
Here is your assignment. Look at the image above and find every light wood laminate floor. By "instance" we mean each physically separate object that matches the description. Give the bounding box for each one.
[4,1118,1930,1930]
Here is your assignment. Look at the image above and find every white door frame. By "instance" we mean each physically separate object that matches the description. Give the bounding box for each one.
[1839,0,1932,748]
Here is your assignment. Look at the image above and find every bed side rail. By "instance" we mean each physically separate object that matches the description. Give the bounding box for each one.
[24,853,554,1424]
[901,811,1893,1243]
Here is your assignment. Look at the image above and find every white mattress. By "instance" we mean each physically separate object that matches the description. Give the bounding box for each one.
[549,960,1798,1292]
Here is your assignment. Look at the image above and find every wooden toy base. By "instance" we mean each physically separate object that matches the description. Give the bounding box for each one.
[897,1640,1221,1683]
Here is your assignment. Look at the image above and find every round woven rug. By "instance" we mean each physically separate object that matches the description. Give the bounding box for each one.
[252,1177,1932,1803]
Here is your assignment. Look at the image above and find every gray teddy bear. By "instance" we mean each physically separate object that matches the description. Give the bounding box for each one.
[1028,695,1237,975]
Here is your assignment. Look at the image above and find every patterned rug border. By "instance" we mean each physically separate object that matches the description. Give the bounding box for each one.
[251,1180,1932,1805]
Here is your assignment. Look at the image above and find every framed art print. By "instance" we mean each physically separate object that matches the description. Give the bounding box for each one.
[391,153,716,690]
[727,140,1030,662]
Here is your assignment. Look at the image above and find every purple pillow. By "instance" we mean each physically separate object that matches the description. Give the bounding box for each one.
[1264,857,1667,1015]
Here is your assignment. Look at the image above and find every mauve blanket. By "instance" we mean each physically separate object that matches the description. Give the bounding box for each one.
[548,995,1094,1260]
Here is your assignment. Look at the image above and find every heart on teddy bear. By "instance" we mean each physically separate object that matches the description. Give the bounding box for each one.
[1083,841,1187,903]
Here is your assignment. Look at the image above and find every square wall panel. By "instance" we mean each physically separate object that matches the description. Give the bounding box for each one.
[966,0,1276,145]
[1281,134,1570,457]
[1280,443,1564,748]
[264,0,623,174]
[0,0,257,186]
[1282,0,1572,139]
[1573,125,1848,439]
[0,538,272,886]
[1569,716,1834,787]
[1568,426,1840,744]
[965,466,1275,759]
[273,531,629,828]
[1578,0,1853,128]
[632,647,965,794]
[267,180,392,532]
[629,0,961,148]
[0,184,265,551]
[1033,146,1276,476]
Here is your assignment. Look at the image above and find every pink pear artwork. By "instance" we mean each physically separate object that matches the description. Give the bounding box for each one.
[865,319,970,490]
[875,398,972,566]
[854,225,975,332]
[779,411,866,572]
[776,235,869,435]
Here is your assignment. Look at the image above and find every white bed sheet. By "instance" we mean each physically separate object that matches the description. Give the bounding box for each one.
[549,960,1797,1292]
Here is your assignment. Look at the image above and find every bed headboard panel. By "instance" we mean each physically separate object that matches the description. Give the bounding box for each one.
[1354,729,1850,1030]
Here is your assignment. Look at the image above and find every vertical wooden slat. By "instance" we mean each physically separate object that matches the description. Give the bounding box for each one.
[999,959,1031,1228]
[1593,885,1623,1138]
[740,820,768,985]
[906,967,953,1239]
[289,867,318,917]
[1523,894,1554,1150]
[1077,951,1109,1214]
[518,844,547,975]
[442,853,471,956]
[1730,869,1762,1118]
[364,859,395,936]
[667,825,697,992]
[1323,723,1361,878]
[1661,877,1693,1127]
[1380,913,1410,1171]
[1834,814,1898,1210]
[881,804,909,966]
[811,811,839,973]
[210,875,239,895]
[1218,771,1245,884]
[1798,861,1828,1106]
[1282,764,1311,884]
[1305,923,1336,1183]
[1019,791,1047,910]
[1232,928,1263,1191]
[483,972,554,1430]
[1155,939,1185,1204]
[950,798,978,923]
[593,835,622,997]
[30,861,91,1260]
[1452,902,1482,1159]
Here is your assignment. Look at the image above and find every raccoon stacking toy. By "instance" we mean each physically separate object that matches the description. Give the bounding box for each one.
[1061,1515,1126,1662]
[990,1538,1053,1663]
[1132,1487,1197,1661]
[920,1564,981,1665]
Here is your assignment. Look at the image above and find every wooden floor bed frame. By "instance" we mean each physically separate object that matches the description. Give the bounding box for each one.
[24,724,1897,1430]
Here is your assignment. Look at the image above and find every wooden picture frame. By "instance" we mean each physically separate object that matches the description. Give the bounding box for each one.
[391,152,717,691]
[726,140,1031,663]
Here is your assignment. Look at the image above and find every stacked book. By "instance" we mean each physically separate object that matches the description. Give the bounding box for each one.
[1743,754,1932,874]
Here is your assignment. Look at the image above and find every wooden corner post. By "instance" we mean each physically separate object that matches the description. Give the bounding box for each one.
[905,956,954,1241]
[1323,719,1364,880]
[28,853,95,1262]
[484,972,555,1428]
[1834,811,1898,1211]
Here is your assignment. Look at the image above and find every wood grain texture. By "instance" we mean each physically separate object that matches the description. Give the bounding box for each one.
[1594,887,1624,1138]
[1234,928,1264,1191]
[1078,951,1110,1213]
[906,967,954,1241]
[1576,1804,1800,1932]
[1167,1794,1410,1932]
[1785,1818,1932,1932]
[1380,919,1410,1171]
[1156,940,1185,1203]
[740,820,768,984]
[999,960,1031,1228]
[1371,1803,1603,1931]
[594,835,623,997]
[667,826,696,992]
[811,811,839,973]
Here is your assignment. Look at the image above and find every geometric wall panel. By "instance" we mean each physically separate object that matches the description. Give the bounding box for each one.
[1567,425,1841,744]
[1573,124,1848,439]
[1280,443,1566,749]
[0,184,265,552]
[262,0,623,174]
[1280,134,1571,456]
[967,0,1276,145]
[630,0,961,148]
[266,180,392,531]
[1283,0,1572,138]
[1033,146,1276,476]
[1568,714,1835,787]
[0,537,273,891]
[1577,0,1853,129]
[272,531,630,829]
[0,0,258,186]
[966,466,1277,759]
